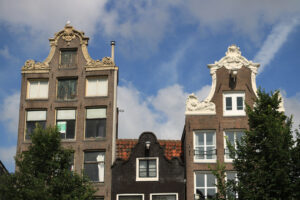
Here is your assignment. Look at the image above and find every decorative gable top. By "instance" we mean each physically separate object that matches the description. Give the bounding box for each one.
[22,23,116,73]
[207,44,260,74]
[186,45,260,115]
[116,139,182,160]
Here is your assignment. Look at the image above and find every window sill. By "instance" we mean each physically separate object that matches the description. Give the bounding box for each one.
[61,139,76,143]
[223,113,246,117]
[58,66,77,70]
[26,98,49,101]
[84,137,106,141]
[84,96,108,99]
[136,177,159,182]
[55,99,78,102]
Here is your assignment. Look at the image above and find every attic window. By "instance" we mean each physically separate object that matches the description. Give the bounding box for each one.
[60,49,77,68]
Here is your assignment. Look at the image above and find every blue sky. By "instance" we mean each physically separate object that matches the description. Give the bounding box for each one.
[0,0,300,172]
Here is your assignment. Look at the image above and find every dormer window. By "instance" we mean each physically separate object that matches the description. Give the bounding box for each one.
[223,92,245,116]
[60,49,77,68]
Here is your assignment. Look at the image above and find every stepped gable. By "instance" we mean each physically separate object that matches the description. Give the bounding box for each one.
[116,139,182,160]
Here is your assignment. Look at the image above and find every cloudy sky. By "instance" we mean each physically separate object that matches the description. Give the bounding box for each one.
[0,0,300,172]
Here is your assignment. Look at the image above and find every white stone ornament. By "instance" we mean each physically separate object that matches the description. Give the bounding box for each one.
[185,93,216,115]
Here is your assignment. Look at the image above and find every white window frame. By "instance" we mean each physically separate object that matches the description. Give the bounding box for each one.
[223,92,245,116]
[194,131,216,163]
[150,193,178,200]
[84,151,105,182]
[194,171,217,199]
[117,194,144,200]
[27,79,49,99]
[86,76,108,97]
[136,157,159,181]
[224,130,245,162]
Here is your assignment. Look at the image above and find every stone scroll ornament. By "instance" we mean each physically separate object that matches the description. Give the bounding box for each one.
[185,93,216,115]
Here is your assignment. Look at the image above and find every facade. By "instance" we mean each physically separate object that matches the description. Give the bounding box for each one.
[183,45,260,199]
[16,24,118,199]
[112,132,185,200]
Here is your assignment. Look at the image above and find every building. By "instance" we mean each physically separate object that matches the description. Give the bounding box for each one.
[112,132,185,200]
[16,23,118,199]
[182,45,260,199]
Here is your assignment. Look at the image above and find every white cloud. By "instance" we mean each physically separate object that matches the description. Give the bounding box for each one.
[254,18,300,73]
[0,145,16,172]
[283,92,300,132]
[118,83,210,139]
[0,46,14,60]
[0,92,20,136]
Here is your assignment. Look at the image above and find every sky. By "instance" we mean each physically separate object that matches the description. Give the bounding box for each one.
[0,0,300,172]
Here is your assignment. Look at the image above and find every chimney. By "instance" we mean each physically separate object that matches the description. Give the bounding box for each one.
[111,41,115,62]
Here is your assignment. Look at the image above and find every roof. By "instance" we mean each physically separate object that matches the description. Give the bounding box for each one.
[116,139,182,160]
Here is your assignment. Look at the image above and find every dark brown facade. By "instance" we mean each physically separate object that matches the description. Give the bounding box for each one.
[0,161,8,176]
[183,45,260,200]
[112,132,185,200]
[16,24,118,199]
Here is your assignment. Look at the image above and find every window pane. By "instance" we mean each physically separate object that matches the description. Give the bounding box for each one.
[226,97,232,110]
[227,172,236,181]
[207,174,215,187]
[152,195,176,200]
[85,119,106,138]
[196,133,204,146]
[86,78,97,96]
[84,152,104,162]
[237,97,243,110]
[196,173,204,187]
[206,146,215,159]
[28,81,39,98]
[86,77,108,96]
[206,133,214,145]
[39,80,48,98]
[84,163,99,181]
[26,121,46,140]
[27,110,46,121]
[57,110,75,120]
[207,189,216,198]
[61,50,76,67]
[236,131,244,143]
[57,79,77,100]
[119,196,142,200]
[86,108,106,119]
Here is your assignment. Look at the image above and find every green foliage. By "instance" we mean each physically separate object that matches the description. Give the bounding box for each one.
[0,125,95,200]
[229,89,299,200]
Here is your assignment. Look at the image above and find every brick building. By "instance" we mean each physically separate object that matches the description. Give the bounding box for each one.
[16,24,118,199]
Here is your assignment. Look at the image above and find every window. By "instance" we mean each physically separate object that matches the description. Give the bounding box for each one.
[56,109,76,139]
[85,108,106,138]
[25,110,47,140]
[86,76,108,97]
[194,131,216,162]
[117,194,144,200]
[27,79,48,99]
[224,131,244,161]
[195,172,217,199]
[150,193,177,200]
[60,49,77,68]
[84,151,105,182]
[136,157,159,181]
[226,172,238,199]
[57,79,77,101]
[223,92,245,116]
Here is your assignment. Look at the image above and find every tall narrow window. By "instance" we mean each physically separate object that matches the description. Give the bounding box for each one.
[151,194,177,200]
[57,79,77,101]
[60,49,77,68]
[226,171,238,199]
[194,131,216,162]
[25,110,47,140]
[195,172,217,199]
[56,109,76,139]
[84,151,105,182]
[85,108,106,138]
[86,76,108,97]
[27,79,48,99]
[117,195,143,200]
[224,131,244,161]
[223,92,245,116]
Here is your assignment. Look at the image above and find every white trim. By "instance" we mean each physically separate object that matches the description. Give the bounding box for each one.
[150,193,178,200]
[136,157,159,181]
[223,92,246,117]
[193,131,216,163]
[117,194,144,200]
[112,69,117,164]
